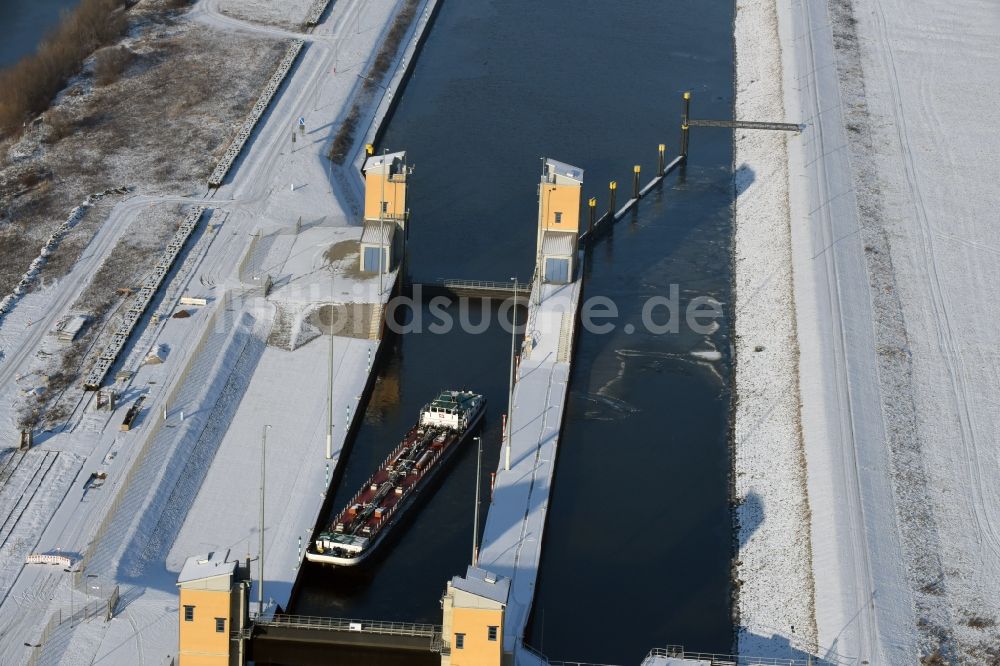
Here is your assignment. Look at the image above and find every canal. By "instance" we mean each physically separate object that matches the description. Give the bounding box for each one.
[291,0,735,663]
[0,0,80,68]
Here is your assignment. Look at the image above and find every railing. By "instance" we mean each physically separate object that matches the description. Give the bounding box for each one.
[27,593,115,666]
[687,119,803,132]
[255,613,441,639]
[438,278,531,294]
[651,645,838,665]
[519,644,837,666]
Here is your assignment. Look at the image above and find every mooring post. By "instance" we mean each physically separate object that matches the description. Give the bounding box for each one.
[658,143,666,177]
[681,91,691,160]
[632,165,641,199]
[365,143,374,156]
[587,197,597,235]
[609,181,617,216]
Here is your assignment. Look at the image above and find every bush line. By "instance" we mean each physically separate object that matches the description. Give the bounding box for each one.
[0,0,131,136]
[328,0,421,164]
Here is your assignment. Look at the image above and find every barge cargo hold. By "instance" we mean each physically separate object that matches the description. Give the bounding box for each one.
[307,390,485,566]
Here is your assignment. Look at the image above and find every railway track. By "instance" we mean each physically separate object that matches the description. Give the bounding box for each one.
[0,450,26,487]
[0,451,58,553]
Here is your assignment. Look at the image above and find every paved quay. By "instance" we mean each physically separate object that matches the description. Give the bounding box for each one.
[0,0,429,662]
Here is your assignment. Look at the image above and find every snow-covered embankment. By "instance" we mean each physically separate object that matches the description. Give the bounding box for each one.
[732,0,817,656]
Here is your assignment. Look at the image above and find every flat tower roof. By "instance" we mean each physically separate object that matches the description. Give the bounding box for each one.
[450,565,510,605]
[364,150,407,174]
[543,158,584,184]
[177,549,236,584]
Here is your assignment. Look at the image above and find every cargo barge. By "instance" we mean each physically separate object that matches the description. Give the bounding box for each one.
[306,390,485,566]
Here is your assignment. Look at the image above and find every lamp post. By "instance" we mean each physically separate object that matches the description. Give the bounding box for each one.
[378,148,387,297]
[63,568,74,625]
[258,424,271,617]
[472,435,482,566]
[505,277,518,471]
[538,185,556,306]
[327,267,335,459]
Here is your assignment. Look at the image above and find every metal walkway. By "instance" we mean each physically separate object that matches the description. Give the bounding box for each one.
[251,614,443,652]
[688,118,803,132]
[411,278,531,302]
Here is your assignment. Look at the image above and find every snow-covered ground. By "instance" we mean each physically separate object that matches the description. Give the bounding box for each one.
[736,0,1000,662]
[213,0,316,31]
[830,0,1000,661]
[732,0,818,659]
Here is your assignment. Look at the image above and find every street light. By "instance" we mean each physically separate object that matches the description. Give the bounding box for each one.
[63,568,74,625]
[472,436,482,566]
[538,185,557,306]
[505,277,518,471]
[378,148,388,297]
[327,266,335,460]
[258,424,271,617]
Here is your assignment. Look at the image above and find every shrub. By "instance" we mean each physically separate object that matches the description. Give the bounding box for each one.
[329,105,360,164]
[328,0,419,163]
[94,46,132,86]
[364,0,418,90]
[43,107,76,144]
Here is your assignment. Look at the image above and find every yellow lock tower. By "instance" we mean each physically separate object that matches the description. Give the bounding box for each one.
[360,148,409,274]
[176,550,251,666]
[441,566,510,666]
[536,158,583,284]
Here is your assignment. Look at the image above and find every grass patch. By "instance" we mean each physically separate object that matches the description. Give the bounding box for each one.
[94,46,133,86]
[363,0,419,92]
[328,0,420,164]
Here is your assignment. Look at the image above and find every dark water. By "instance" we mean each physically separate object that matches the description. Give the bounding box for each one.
[293,0,735,662]
[292,301,512,622]
[254,641,438,666]
[0,0,80,68]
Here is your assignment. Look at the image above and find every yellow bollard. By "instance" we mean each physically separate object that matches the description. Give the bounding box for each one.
[681,92,692,159]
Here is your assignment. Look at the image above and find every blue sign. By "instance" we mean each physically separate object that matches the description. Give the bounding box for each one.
[298,117,306,127]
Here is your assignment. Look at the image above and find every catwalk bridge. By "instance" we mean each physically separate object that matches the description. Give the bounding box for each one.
[410,278,532,304]
[250,614,443,653]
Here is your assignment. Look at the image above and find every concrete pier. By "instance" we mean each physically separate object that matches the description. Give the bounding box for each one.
[476,277,582,658]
